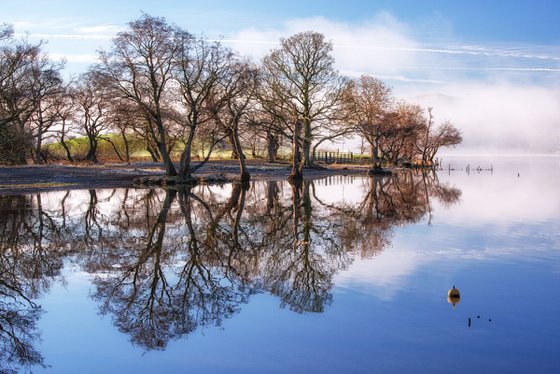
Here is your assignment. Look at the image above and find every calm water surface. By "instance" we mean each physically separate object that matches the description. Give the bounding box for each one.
[1,156,558,373]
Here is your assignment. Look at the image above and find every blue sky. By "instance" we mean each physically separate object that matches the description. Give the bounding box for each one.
[3,0,560,42]
[2,0,560,153]
[3,0,559,75]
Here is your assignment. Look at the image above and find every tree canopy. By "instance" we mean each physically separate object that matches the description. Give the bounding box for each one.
[0,16,462,178]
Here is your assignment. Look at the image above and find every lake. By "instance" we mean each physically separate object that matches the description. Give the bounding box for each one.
[1,156,559,373]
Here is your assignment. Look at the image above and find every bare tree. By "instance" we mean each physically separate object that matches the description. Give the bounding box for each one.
[97,14,179,175]
[425,120,462,164]
[261,31,349,169]
[344,75,393,171]
[71,71,110,163]
[207,60,258,183]
[105,98,143,163]
[289,112,304,181]
[381,101,425,165]
[0,27,60,164]
[253,81,290,163]
[49,88,76,162]
[28,66,64,163]
[172,33,232,182]
[415,108,462,166]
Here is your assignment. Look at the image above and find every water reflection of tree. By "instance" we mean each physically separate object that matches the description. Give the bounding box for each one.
[87,172,460,349]
[0,195,61,373]
[89,188,252,350]
[248,180,345,313]
[0,281,44,374]
[0,170,461,358]
[316,171,461,257]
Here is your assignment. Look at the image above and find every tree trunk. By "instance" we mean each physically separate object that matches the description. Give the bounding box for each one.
[101,137,124,162]
[60,130,74,162]
[177,128,198,183]
[290,178,301,245]
[121,130,130,164]
[232,182,247,247]
[229,132,239,159]
[146,141,160,162]
[178,141,194,182]
[251,141,258,158]
[156,140,176,176]
[302,181,312,244]
[370,141,382,171]
[266,180,278,215]
[266,131,278,163]
[34,124,44,164]
[421,108,433,166]
[232,126,250,183]
[85,135,98,163]
[302,120,312,166]
[288,119,303,181]
[152,114,177,176]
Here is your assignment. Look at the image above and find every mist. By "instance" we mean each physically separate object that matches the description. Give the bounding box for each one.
[228,14,560,155]
[409,83,560,154]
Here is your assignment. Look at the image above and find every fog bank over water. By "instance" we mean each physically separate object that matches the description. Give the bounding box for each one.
[230,15,560,155]
[410,84,560,154]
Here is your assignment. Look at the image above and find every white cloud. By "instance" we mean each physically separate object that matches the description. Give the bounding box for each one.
[226,14,560,154]
[226,15,559,79]
[48,52,98,64]
[226,14,420,77]
[74,25,123,35]
[21,32,113,40]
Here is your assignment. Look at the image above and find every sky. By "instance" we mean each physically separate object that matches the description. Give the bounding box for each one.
[2,0,560,154]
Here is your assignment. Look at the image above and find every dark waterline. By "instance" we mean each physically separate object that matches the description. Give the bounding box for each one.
[0,156,559,373]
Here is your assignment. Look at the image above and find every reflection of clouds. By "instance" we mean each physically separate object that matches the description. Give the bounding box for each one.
[436,156,560,224]
[336,221,560,300]
[335,157,560,298]
[334,252,422,300]
[310,176,369,205]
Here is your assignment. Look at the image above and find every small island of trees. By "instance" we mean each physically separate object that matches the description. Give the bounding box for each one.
[0,15,462,183]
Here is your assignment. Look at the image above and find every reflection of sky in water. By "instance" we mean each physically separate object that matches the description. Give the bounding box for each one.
[337,156,559,292]
[1,156,558,373]
[331,156,560,372]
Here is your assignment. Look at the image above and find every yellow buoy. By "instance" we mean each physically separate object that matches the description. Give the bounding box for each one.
[447,286,461,308]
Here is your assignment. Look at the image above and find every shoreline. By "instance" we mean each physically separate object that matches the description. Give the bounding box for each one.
[0,160,376,196]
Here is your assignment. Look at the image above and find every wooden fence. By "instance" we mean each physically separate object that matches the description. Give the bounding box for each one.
[313,151,369,164]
